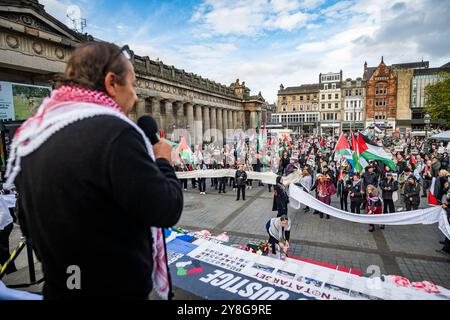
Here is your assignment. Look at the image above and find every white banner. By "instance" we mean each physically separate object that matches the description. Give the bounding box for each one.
[176,170,302,186]
[288,184,450,239]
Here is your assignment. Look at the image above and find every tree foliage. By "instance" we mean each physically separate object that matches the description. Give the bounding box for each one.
[424,72,450,125]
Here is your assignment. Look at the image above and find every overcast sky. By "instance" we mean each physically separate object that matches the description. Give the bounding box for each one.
[41,0,450,103]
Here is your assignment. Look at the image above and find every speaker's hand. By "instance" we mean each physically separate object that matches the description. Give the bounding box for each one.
[153,139,173,164]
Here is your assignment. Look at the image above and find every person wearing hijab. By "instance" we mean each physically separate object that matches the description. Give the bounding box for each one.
[272,176,289,217]
[366,185,383,232]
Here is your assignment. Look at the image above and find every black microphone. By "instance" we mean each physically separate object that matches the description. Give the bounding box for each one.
[137,115,160,145]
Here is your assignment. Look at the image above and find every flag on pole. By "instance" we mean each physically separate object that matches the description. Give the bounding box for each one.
[428,177,440,205]
[319,137,325,151]
[351,132,364,173]
[176,134,193,164]
[357,132,396,171]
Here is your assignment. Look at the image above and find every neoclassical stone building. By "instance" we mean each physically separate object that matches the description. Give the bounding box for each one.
[0,0,267,148]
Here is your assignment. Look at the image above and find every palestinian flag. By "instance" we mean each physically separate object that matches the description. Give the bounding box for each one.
[319,137,325,151]
[334,133,351,156]
[351,132,365,173]
[176,135,193,164]
[428,177,440,205]
[357,132,396,171]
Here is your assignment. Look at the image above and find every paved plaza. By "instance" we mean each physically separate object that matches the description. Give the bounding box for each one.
[3,182,450,298]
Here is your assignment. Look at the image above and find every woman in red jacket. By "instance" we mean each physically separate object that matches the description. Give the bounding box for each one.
[366,185,383,232]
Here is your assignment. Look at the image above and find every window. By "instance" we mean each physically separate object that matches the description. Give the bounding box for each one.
[324,84,328,90]
[328,103,331,109]
[306,95,310,101]
[335,103,339,108]
[328,94,332,99]
[300,96,303,101]
[332,83,336,90]
[375,87,387,95]
[375,99,386,106]
[321,94,325,100]
[335,93,339,99]
[321,104,325,109]
[293,106,296,111]
[292,96,296,100]
[282,105,286,112]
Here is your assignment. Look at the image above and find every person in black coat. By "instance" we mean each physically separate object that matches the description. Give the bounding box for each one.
[272,176,289,217]
[403,176,421,210]
[436,194,450,257]
[235,164,247,201]
[218,163,227,194]
[380,172,399,214]
[11,42,184,300]
[347,173,364,214]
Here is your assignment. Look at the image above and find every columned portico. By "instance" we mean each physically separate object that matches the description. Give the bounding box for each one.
[210,107,217,141]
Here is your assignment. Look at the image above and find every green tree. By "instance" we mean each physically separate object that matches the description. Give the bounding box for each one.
[424,72,450,126]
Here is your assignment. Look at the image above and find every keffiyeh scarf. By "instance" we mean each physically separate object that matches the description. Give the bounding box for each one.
[5,85,170,300]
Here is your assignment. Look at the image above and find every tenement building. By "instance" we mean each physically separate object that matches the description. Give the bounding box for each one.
[341,77,366,132]
[0,0,267,153]
[275,83,320,134]
[318,71,342,135]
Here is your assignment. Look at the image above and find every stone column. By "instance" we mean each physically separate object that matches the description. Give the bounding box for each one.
[151,97,162,129]
[217,108,223,143]
[195,104,203,146]
[175,101,184,128]
[228,109,233,131]
[203,106,210,143]
[250,111,257,129]
[210,107,217,141]
[223,109,228,142]
[233,111,238,129]
[136,96,146,118]
[164,100,175,138]
[186,103,194,146]
[239,110,245,130]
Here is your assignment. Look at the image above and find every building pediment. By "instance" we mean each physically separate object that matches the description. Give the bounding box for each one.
[0,1,88,45]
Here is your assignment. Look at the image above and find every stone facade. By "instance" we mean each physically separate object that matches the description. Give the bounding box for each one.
[319,71,342,135]
[275,84,320,134]
[341,77,366,131]
[364,58,397,133]
[0,0,267,148]
[392,67,413,131]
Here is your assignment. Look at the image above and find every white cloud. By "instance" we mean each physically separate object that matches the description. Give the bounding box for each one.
[191,0,315,36]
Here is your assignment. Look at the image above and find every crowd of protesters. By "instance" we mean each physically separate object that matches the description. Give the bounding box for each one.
[173,131,450,256]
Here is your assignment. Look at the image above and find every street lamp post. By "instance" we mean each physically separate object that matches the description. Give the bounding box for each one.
[424,113,431,141]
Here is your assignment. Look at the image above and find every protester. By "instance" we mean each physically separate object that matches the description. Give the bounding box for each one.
[235,164,247,201]
[9,42,183,299]
[299,168,313,213]
[347,173,364,214]
[0,197,17,275]
[218,163,227,194]
[366,185,383,232]
[403,176,421,211]
[337,170,350,211]
[310,173,336,219]
[431,156,441,177]
[265,215,291,255]
[380,172,399,215]
[273,176,289,217]
[198,162,207,195]
[436,194,450,257]
[421,160,433,197]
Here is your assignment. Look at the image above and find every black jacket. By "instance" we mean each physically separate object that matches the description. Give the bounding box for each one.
[347,180,364,202]
[362,171,379,189]
[15,116,183,300]
[380,178,399,200]
[403,182,421,205]
[235,170,247,186]
[272,184,289,212]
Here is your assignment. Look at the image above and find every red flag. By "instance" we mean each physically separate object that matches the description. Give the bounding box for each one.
[319,137,325,147]
[334,132,350,153]
[356,132,368,155]
[410,153,417,165]
[428,177,439,205]
[351,132,358,153]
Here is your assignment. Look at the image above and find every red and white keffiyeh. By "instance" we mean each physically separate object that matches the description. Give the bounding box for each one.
[5,85,170,300]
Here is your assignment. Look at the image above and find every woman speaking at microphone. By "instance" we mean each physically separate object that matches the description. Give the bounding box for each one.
[5,42,183,300]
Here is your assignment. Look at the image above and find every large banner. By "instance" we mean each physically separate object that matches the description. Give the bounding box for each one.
[289,184,450,239]
[0,81,51,121]
[166,229,448,300]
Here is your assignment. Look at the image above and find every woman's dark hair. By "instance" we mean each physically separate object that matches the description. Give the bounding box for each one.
[57,42,130,92]
[276,176,282,184]
[279,215,288,221]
